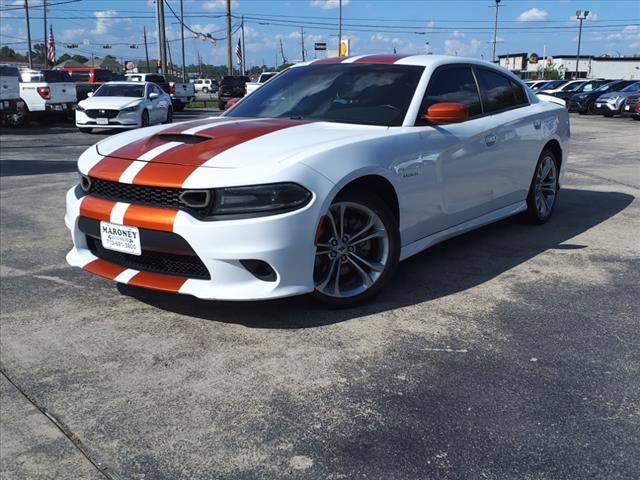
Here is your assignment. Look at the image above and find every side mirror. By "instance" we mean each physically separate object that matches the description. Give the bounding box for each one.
[86,91,94,98]
[149,92,159,99]
[424,102,469,124]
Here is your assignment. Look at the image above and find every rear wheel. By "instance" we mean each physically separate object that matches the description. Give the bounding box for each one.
[5,108,26,128]
[173,103,185,112]
[312,191,400,308]
[525,149,559,224]
[140,109,149,128]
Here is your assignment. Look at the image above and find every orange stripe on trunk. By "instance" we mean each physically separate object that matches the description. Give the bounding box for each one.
[128,271,187,293]
[83,258,127,280]
[353,54,411,64]
[123,204,178,232]
[79,196,116,222]
[313,57,349,64]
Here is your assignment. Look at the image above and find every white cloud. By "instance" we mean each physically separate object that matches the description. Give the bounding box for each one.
[92,10,118,35]
[202,0,238,10]
[518,8,548,22]
[61,28,86,42]
[310,0,350,10]
[444,32,482,56]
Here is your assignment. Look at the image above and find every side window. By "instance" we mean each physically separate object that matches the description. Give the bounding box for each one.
[475,68,527,113]
[421,66,482,121]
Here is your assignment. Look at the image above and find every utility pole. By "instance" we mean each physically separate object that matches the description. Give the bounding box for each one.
[491,0,501,63]
[157,0,167,75]
[42,0,47,68]
[226,0,232,75]
[338,0,342,56]
[241,16,246,75]
[167,36,173,76]
[279,39,287,65]
[25,0,33,68]
[143,26,150,73]
[575,10,589,79]
[301,26,305,61]
[180,0,186,81]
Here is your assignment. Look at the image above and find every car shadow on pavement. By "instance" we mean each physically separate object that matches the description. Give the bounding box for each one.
[119,188,634,328]
[0,160,78,176]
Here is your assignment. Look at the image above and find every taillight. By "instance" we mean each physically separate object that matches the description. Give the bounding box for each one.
[37,86,50,100]
[169,85,175,94]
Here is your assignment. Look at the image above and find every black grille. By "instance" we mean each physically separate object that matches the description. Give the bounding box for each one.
[85,109,119,119]
[87,237,211,280]
[88,179,212,216]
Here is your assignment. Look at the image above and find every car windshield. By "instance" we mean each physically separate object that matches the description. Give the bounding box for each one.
[94,84,144,97]
[562,82,584,91]
[621,82,640,93]
[595,82,616,92]
[226,64,424,126]
[542,80,565,89]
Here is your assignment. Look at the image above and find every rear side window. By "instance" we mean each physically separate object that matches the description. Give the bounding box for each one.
[422,66,482,119]
[0,65,20,77]
[42,70,71,83]
[475,68,527,114]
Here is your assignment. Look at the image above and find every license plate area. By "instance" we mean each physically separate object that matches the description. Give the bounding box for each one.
[97,118,109,125]
[100,222,141,256]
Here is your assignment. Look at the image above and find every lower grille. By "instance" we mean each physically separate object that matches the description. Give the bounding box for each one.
[87,236,211,280]
[85,109,119,119]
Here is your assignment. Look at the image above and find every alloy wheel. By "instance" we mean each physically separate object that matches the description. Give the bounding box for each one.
[534,155,558,219]
[314,202,390,299]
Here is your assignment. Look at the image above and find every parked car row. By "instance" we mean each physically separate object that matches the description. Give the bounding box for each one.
[525,78,640,120]
[0,64,196,128]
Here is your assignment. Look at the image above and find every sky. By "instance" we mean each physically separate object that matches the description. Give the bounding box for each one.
[1,0,639,68]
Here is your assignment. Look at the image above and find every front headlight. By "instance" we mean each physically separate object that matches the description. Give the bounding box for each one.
[212,183,311,215]
[75,104,85,112]
[607,96,620,103]
[121,105,141,113]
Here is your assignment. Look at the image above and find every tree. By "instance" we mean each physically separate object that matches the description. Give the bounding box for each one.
[538,66,562,80]
[0,46,25,61]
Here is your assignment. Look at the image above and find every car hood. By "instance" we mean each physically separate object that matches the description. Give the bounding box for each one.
[79,97,144,110]
[598,91,635,100]
[94,117,388,169]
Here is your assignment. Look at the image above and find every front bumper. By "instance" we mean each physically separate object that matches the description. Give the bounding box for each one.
[592,101,620,114]
[65,172,334,300]
[76,109,139,129]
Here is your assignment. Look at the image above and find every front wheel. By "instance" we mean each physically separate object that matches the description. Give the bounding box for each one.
[164,107,173,124]
[312,191,400,308]
[525,149,559,224]
[140,109,149,128]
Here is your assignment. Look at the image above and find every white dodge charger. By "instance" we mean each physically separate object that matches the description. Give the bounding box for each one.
[65,54,569,307]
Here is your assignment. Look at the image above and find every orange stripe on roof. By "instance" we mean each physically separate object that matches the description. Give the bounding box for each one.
[123,204,178,232]
[352,54,412,64]
[132,118,306,187]
[88,157,134,182]
[313,57,349,64]
[128,271,188,293]
[83,258,127,280]
[79,196,116,222]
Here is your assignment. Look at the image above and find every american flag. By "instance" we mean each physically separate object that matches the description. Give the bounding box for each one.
[47,25,56,65]
[235,37,242,65]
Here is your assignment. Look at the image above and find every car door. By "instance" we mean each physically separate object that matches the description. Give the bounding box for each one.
[148,84,163,123]
[472,67,539,208]
[397,64,502,241]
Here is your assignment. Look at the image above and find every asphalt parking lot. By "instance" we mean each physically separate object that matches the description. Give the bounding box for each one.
[1,112,638,480]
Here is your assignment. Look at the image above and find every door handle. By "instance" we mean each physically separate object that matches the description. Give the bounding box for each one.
[534,119,542,130]
[485,133,497,146]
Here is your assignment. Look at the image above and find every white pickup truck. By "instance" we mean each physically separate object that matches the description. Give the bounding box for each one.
[125,73,195,111]
[19,69,77,123]
[0,64,26,127]
[244,72,278,96]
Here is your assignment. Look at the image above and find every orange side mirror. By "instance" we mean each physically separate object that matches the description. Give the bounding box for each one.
[424,102,469,124]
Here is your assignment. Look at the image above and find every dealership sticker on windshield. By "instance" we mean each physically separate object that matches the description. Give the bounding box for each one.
[100,222,141,256]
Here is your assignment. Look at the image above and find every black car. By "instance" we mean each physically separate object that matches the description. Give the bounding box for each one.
[554,79,610,103]
[568,80,636,114]
[218,75,250,110]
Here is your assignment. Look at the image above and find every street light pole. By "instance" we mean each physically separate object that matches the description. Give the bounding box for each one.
[575,10,589,79]
[25,0,33,68]
[491,0,501,63]
[338,0,342,56]
[226,0,232,75]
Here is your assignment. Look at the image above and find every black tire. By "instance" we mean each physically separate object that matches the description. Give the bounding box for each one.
[525,148,560,224]
[39,113,54,125]
[173,103,185,112]
[140,109,149,128]
[5,108,26,128]
[311,190,400,308]
[633,116,640,121]
[587,102,598,115]
[164,107,173,124]
[78,127,92,133]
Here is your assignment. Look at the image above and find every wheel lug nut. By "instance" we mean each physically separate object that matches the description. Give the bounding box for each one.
[348,246,354,252]
[330,252,336,257]
[331,239,338,246]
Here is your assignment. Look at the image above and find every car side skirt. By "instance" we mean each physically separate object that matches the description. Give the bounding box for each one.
[400,201,527,261]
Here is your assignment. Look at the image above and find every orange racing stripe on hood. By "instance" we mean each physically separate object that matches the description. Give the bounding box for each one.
[131,118,307,188]
[80,196,116,222]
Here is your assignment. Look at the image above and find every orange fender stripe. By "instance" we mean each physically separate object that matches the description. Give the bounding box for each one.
[122,204,178,232]
[128,271,188,293]
[79,196,116,222]
[88,157,134,182]
[83,258,127,280]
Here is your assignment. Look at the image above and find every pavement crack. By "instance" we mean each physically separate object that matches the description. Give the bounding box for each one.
[0,367,122,480]
[567,168,640,191]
